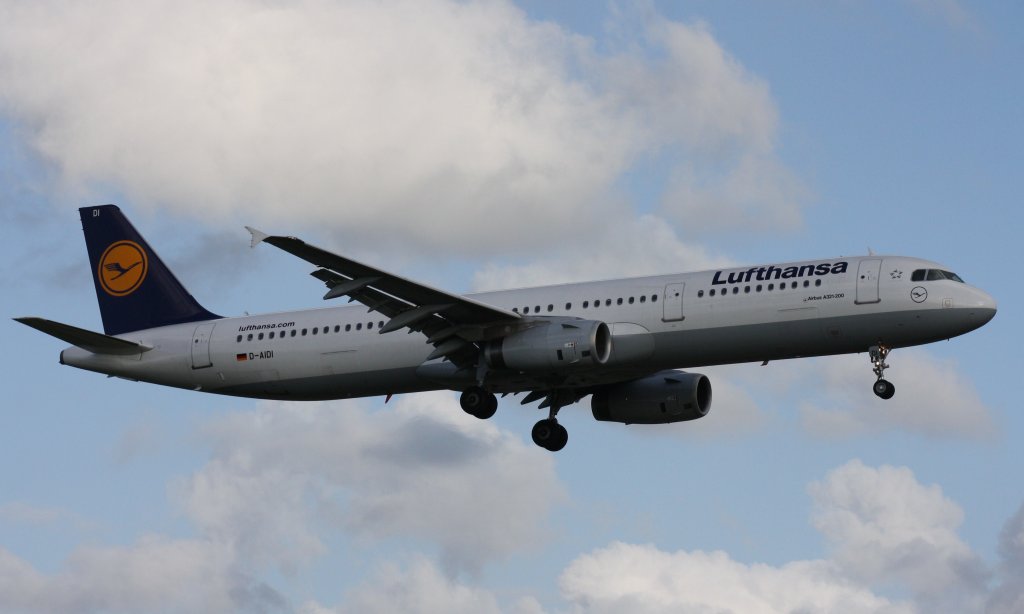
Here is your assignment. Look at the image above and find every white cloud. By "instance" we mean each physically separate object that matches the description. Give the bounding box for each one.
[798,350,996,439]
[0,537,262,613]
[471,214,732,291]
[559,542,913,614]
[0,392,562,612]
[810,460,988,608]
[177,393,564,575]
[987,503,1024,613]
[321,557,503,614]
[557,459,1005,614]
[0,0,805,257]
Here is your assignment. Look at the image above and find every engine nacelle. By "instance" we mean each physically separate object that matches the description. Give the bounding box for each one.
[591,371,712,424]
[485,319,611,372]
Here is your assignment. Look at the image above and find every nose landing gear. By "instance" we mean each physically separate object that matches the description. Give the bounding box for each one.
[869,345,895,399]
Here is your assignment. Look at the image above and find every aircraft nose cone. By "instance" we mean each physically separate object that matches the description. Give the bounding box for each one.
[964,287,997,328]
[978,291,997,324]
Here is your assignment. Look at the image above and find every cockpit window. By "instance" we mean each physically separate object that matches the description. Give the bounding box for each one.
[926,269,964,283]
[913,269,964,283]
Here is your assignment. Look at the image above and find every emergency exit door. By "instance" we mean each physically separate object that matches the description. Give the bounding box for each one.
[855,259,882,304]
[191,322,215,369]
[662,283,685,322]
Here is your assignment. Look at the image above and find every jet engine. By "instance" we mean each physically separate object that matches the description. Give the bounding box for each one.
[485,319,611,372]
[591,370,711,424]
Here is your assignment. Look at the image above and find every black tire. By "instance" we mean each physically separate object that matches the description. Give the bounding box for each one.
[461,387,497,419]
[549,422,568,452]
[873,379,895,400]
[532,418,568,451]
[475,393,498,420]
[460,387,486,414]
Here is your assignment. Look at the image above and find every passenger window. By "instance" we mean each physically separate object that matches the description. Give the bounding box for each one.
[651,295,657,302]
[628,297,635,304]
[290,330,296,337]
[335,325,340,333]
[236,335,242,342]
[258,333,264,340]
[744,286,750,294]
[269,332,275,339]
[606,299,612,306]
[803,280,810,288]
[547,305,553,312]
[535,306,540,313]
[367,322,373,329]
[312,327,318,335]
[815,279,822,287]
[791,282,798,289]
[768,284,774,291]
[345,324,351,332]
[698,290,705,297]
[356,323,362,330]
[733,287,739,295]
[756,285,762,292]
[709,289,715,297]
[247,334,253,341]
[565,303,572,310]
[583,301,589,308]
[512,308,518,313]
[617,298,623,305]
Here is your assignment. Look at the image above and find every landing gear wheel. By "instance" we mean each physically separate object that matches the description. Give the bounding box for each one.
[532,418,568,452]
[868,345,896,400]
[460,386,497,419]
[478,393,498,419]
[873,379,895,400]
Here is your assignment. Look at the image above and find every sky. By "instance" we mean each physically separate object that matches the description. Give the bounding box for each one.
[0,1,1021,612]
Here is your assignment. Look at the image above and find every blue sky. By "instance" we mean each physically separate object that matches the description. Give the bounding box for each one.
[1,1,1021,612]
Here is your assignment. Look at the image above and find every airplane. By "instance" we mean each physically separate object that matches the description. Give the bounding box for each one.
[16,205,997,451]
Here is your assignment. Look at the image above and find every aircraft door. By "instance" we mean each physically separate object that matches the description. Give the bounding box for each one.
[662,283,685,322]
[191,322,216,369]
[855,259,882,304]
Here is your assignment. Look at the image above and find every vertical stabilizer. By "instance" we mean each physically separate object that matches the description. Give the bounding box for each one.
[80,205,220,335]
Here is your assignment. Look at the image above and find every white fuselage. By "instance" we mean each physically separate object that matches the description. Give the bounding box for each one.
[59,255,997,401]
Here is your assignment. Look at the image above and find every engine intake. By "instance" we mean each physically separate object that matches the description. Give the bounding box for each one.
[592,371,712,424]
[485,319,611,372]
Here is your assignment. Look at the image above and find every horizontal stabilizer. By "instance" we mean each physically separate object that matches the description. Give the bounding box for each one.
[14,317,152,355]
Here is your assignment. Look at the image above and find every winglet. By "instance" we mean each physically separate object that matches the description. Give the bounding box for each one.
[246,226,270,248]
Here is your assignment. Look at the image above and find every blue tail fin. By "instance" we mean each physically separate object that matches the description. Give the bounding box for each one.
[80,205,220,335]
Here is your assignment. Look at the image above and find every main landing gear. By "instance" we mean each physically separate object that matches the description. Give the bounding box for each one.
[869,345,896,400]
[532,416,568,452]
[459,386,569,452]
[460,386,497,419]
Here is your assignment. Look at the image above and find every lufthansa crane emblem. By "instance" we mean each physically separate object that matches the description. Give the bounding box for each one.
[98,240,148,296]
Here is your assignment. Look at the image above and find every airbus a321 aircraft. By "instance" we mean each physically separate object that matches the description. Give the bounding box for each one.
[17,206,997,451]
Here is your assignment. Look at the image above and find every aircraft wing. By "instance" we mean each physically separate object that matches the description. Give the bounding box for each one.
[246,227,521,367]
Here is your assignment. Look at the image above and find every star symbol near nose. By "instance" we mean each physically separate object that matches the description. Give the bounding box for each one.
[890,270,903,279]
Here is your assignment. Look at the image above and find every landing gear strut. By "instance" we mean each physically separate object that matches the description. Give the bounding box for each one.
[460,386,498,419]
[869,345,896,400]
